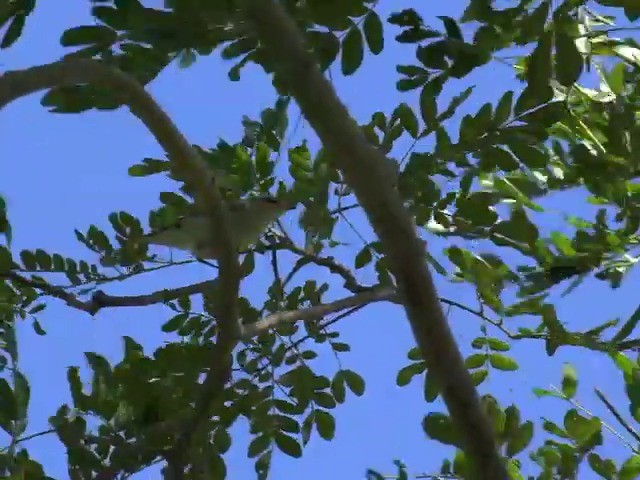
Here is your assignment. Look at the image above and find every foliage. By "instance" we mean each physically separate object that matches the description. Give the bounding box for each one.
[1,0,640,478]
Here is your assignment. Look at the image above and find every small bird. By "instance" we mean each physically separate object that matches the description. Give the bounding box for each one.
[141,196,295,259]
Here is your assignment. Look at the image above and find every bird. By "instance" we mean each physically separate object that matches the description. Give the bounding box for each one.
[141,196,295,259]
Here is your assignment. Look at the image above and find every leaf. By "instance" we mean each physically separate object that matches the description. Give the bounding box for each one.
[438,16,463,40]
[489,353,518,371]
[274,433,302,458]
[1,15,25,49]
[248,434,271,458]
[588,453,616,479]
[314,410,336,440]
[619,455,640,480]
[424,370,440,402]
[470,369,488,386]
[606,62,627,95]
[396,362,426,386]
[419,84,438,127]
[60,25,118,47]
[493,91,513,127]
[465,353,487,369]
[561,363,578,399]
[526,30,553,92]
[355,246,372,269]
[554,31,583,86]
[612,303,640,343]
[506,421,534,456]
[422,413,462,447]
[564,409,601,446]
[487,338,510,352]
[342,369,365,396]
[0,247,12,272]
[341,26,364,76]
[493,177,544,212]
[308,31,340,71]
[395,103,419,138]
[363,11,384,55]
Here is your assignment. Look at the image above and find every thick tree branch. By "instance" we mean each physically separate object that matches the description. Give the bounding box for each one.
[0,59,240,476]
[239,2,506,478]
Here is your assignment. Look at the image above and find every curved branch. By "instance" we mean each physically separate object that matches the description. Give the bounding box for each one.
[239,2,506,478]
[0,58,240,475]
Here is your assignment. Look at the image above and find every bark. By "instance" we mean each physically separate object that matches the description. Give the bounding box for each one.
[239,1,507,478]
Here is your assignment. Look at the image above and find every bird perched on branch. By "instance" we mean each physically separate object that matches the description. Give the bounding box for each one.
[141,196,296,259]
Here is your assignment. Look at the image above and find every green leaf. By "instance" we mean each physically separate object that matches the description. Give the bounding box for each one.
[395,103,419,138]
[606,62,626,95]
[588,453,616,479]
[489,353,518,371]
[1,15,25,49]
[438,16,463,40]
[396,362,426,386]
[0,378,18,434]
[419,84,438,127]
[363,11,384,55]
[470,369,488,386]
[422,413,462,447]
[564,409,601,446]
[618,455,640,480]
[314,410,335,440]
[514,84,553,116]
[19,250,37,270]
[31,319,46,336]
[0,247,12,272]
[355,246,373,269]
[12,370,29,429]
[554,31,583,87]
[248,434,271,458]
[161,313,188,333]
[341,26,364,76]
[493,91,513,127]
[465,353,487,369]
[493,177,544,212]
[342,369,365,396]
[424,370,440,402]
[526,30,553,92]
[612,304,640,343]
[274,433,302,458]
[331,373,346,404]
[506,421,534,456]
[486,338,510,352]
[561,363,578,399]
[308,31,340,70]
[60,25,117,47]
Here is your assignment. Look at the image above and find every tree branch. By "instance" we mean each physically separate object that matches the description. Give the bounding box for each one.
[258,238,370,293]
[5,271,215,315]
[239,2,506,478]
[0,58,241,476]
[241,286,395,339]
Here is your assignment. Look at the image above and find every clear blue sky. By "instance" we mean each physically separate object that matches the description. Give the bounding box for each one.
[0,1,637,478]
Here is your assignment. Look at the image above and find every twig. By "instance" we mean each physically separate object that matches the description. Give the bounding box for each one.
[239,1,507,477]
[594,387,640,445]
[549,385,640,454]
[259,238,369,293]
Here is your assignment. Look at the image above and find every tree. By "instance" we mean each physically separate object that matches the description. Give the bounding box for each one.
[0,0,640,478]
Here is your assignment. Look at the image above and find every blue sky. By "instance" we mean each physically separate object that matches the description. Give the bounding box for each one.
[0,1,638,479]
